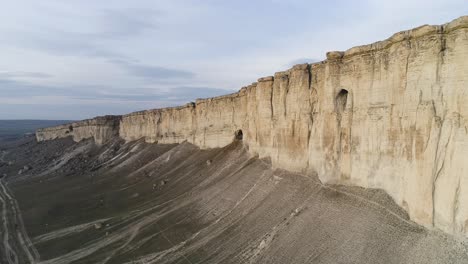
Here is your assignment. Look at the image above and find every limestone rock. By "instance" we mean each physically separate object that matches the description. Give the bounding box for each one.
[36,115,121,145]
[258,76,274,82]
[326,51,344,60]
[35,16,468,238]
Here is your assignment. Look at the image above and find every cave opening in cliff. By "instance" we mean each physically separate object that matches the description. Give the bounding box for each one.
[235,129,243,140]
[68,125,73,132]
[335,89,349,114]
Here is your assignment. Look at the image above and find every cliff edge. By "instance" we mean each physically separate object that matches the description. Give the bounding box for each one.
[36,16,468,238]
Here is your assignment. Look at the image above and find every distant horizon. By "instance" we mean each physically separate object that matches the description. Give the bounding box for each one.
[0,119,75,141]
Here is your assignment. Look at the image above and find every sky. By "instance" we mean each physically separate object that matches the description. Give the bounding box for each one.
[0,0,466,120]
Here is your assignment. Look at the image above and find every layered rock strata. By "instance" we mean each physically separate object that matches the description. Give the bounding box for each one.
[36,115,121,145]
[36,16,468,238]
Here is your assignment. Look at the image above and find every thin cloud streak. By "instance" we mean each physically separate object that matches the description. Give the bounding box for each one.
[110,59,195,80]
[0,71,53,79]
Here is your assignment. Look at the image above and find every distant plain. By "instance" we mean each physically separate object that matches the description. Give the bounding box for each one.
[0,120,72,142]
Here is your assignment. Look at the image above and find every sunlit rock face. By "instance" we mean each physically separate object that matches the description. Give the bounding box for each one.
[36,16,468,238]
[36,116,121,145]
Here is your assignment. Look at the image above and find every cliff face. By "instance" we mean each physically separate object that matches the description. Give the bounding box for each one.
[36,16,468,238]
[36,116,121,145]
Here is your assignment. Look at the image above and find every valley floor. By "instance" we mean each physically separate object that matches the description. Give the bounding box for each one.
[0,137,467,263]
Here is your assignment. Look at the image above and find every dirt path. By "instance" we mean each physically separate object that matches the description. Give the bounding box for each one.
[0,180,39,264]
[0,150,6,163]
[4,138,468,263]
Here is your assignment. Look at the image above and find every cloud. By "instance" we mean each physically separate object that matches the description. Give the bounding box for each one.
[70,86,233,103]
[111,60,195,80]
[1,6,160,60]
[0,74,234,119]
[0,71,53,82]
[0,77,229,101]
[1,1,467,119]
[0,71,53,79]
[13,32,127,60]
[97,8,159,38]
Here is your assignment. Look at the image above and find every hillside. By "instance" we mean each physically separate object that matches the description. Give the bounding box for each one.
[0,137,466,263]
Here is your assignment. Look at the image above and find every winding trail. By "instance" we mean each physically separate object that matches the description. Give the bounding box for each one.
[4,138,468,263]
[0,150,7,165]
[0,180,39,264]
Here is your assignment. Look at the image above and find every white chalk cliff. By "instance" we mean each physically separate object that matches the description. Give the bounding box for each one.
[36,16,468,238]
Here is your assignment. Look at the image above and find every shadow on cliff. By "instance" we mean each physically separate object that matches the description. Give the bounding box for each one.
[0,137,467,264]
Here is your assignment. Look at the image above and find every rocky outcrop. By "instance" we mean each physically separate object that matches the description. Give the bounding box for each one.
[36,116,121,145]
[36,16,468,238]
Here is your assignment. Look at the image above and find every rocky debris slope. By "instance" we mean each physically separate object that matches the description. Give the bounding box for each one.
[35,16,468,238]
[0,138,467,263]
